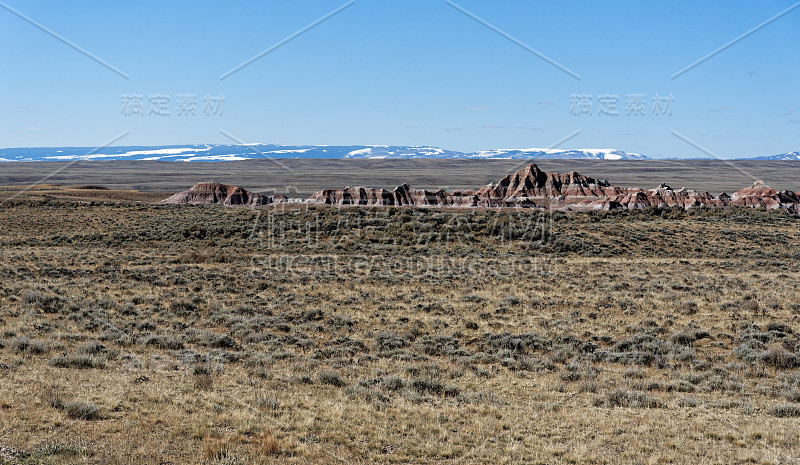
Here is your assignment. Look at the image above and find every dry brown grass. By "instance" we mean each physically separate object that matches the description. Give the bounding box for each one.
[0,184,169,204]
[1,200,799,463]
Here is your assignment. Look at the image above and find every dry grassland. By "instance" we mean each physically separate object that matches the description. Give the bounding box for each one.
[0,200,799,464]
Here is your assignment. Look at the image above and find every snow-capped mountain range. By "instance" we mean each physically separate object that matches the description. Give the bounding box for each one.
[0,144,796,162]
[0,144,647,162]
[749,151,800,160]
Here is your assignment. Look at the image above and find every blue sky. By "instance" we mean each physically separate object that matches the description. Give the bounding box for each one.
[1,0,798,158]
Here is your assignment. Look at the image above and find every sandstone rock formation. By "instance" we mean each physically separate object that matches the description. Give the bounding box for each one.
[728,180,800,213]
[161,182,286,206]
[306,163,800,214]
[163,165,800,214]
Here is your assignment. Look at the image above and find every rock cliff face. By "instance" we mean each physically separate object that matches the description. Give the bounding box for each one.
[161,182,286,206]
[307,163,800,214]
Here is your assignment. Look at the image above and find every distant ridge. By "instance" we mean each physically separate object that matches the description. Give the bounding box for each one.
[1,144,797,162]
[0,144,645,161]
[341,146,648,160]
[749,151,800,161]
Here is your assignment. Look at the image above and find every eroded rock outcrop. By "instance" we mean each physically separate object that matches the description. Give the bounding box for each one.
[161,182,285,206]
[474,164,618,200]
[307,163,800,214]
[728,180,800,213]
[164,164,800,214]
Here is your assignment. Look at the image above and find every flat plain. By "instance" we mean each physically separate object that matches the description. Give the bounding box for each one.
[3,159,800,197]
[1,161,800,464]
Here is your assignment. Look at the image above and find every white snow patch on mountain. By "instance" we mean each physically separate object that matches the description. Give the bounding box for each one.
[751,151,800,160]
[472,148,645,160]
[42,147,212,161]
[347,148,375,157]
[121,147,210,156]
[176,154,252,162]
[265,148,312,154]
